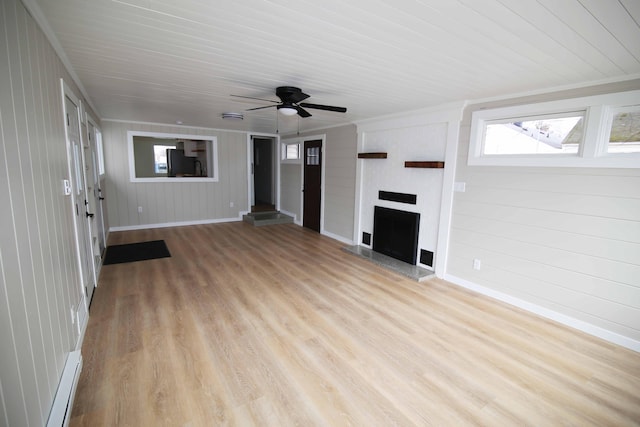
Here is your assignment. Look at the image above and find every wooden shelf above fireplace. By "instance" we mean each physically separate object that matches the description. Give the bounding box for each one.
[358,152,387,159]
[404,161,444,168]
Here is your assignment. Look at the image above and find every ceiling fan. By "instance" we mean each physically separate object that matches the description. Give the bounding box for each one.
[232,86,347,118]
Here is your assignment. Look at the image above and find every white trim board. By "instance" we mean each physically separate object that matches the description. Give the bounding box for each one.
[434,118,463,278]
[126,130,220,182]
[466,74,640,107]
[102,118,277,136]
[279,209,300,226]
[321,230,354,246]
[109,217,242,232]
[444,274,640,353]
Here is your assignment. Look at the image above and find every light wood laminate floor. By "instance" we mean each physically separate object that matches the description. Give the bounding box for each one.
[71,223,640,426]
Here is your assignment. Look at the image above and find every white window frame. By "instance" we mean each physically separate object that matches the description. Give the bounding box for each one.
[468,90,640,168]
[86,113,105,177]
[96,129,105,177]
[281,139,302,164]
[602,105,640,155]
[128,130,219,183]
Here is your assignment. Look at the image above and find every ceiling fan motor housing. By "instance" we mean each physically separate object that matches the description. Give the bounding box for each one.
[276,86,310,103]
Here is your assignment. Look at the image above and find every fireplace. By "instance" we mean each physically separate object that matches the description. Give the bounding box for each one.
[373,206,420,265]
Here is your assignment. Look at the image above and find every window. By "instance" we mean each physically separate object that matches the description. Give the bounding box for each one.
[128,131,218,182]
[607,106,640,154]
[306,146,320,165]
[281,141,301,163]
[468,90,640,168]
[286,144,299,159]
[483,112,584,155]
[96,128,105,176]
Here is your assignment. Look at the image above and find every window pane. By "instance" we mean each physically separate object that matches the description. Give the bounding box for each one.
[608,110,640,153]
[96,130,105,175]
[484,114,584,155]
[153,144,175,174]
[306,147,319,165]
[286,144,299,159]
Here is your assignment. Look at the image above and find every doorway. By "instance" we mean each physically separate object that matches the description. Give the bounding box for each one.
[303,139,322,232]
[62,84,96,310]
[252,137,276,212]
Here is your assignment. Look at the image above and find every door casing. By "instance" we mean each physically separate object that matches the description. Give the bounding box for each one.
[252,137,276,208]
[86,115,106,290]
[62,80,95,317]
[247,133,280,212]
[300,135,326,233]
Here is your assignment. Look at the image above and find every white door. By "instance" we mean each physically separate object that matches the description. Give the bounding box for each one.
[64,94,95,307]
[88,120,106,256]
[86,119,105,276]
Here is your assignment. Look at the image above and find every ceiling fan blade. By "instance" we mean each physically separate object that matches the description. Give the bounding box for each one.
[289,91,310,104]
[299,102,347,113]
[296,106,312,118]
[246,105,276,111]
[231,94,278,103]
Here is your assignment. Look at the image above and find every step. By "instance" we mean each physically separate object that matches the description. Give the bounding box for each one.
[342,245,435,282]
[242,211,294,226]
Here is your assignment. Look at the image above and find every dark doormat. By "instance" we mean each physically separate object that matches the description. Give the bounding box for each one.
[103,240,171,265]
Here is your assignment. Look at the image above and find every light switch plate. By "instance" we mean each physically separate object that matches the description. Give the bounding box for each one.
[63,179,72,195]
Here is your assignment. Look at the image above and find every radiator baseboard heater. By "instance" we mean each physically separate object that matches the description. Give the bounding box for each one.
[47,350,82,427]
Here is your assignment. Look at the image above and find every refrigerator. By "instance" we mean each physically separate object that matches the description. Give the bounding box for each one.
[167,149,195,177]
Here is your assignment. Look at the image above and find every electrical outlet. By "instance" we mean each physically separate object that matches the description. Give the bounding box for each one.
[138,206,143,213]
[454,182,466,192]
[230,201,234,208]
[473,259,482,270]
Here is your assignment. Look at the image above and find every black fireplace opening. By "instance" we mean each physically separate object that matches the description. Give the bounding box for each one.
[373,206,420,265]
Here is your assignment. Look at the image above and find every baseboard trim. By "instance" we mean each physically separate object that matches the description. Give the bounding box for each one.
[47,350,82,427]
[444,274,640,353]
[109,217,241,232]
[278,209,298,224]
[279,209,302,226]
[321,230,354,246]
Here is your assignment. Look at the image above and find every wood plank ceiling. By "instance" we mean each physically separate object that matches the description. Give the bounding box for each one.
[31,0,640,134]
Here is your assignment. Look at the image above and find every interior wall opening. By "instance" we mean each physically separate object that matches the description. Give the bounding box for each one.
[252,136,277,212]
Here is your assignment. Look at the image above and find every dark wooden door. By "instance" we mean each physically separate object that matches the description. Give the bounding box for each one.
[303,140,322,232]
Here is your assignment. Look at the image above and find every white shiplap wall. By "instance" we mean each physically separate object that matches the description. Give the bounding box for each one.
[103,121,248,229]
[447,79,640,350]
[357,118,448,270]
[0,0,91,424]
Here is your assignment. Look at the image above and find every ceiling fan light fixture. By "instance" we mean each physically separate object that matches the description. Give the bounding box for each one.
[278,105,298,116]
[222,112,244,120]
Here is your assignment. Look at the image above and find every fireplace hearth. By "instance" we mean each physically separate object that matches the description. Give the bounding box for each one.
[373,206,420,265]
